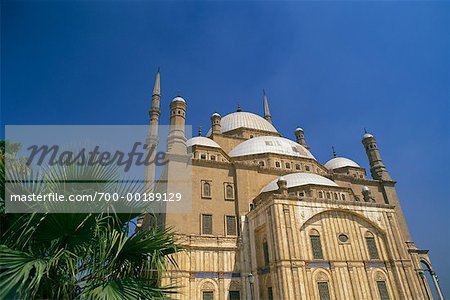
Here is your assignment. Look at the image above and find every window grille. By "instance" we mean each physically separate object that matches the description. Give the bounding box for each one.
[310,235,324,259]
[229,291,240,300]
[226,216,236,236]
[225,184,234,199]
[366,237,380,259]
[263,240,270,267]
[317,282,331,300]
[377,281,390,300]
[202,291,213,300]
[202,214,212,235]
[267,287,274,300]
[203,182,211,197]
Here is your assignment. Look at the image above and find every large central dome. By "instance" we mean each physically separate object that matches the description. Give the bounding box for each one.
[209,111,278,135]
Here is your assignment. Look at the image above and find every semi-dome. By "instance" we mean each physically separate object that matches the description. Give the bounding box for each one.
[324,157,360,170]
[186,137,221,148]
[228,136,315,159]
[208,111,277,135]
[261,172,338,193]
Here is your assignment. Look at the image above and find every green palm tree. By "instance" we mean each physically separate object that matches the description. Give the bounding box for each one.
[0,152,181,299]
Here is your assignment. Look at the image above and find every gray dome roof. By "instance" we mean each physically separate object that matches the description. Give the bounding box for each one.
[207,111,277,135]
[324,157,360,170]
[228,136,315,159]
[261,172,338,193]
[186,137,221,148]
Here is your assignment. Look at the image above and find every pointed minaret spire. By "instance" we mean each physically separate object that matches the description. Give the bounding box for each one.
[237,104,242,112]
[198,126,202,137]
[152,68,161,96]
[146,68,162,193]
[332,146,337,158]
[263,89,272,124]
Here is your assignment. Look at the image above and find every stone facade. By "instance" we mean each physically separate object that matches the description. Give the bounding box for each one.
[139,70,444,300]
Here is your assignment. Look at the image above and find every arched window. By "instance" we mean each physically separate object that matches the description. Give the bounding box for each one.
[285,162,291,169]
[225,184,234,200]
[275,161,281,168]
[259,161,265,167]
[202,181,211,198]
[365,232,380,259]
[318,191,323,199]
[326,192,331,200]
[333,193,338,200]
[295,164,301,170]
[376,281,390,300]
[309,229,324,259]
[341,194,346,201]
[317,282,331,300]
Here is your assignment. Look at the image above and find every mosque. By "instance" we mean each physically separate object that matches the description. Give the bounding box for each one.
[139,70,445,300]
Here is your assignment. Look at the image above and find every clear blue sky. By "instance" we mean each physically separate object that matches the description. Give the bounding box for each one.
[2,0,449,294]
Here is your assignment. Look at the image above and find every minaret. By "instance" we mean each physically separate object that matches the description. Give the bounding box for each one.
[148,68,161,143]
[167,94,187,154]
[361,130,392,181]
[263,89,272,124]
[144,68,161,193]
[294,127,309,150]
[332,146,337,158]
[211,112,221,135]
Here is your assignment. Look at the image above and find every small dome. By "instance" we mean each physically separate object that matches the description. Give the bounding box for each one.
[207,111,277,135]
[211,112,221,118]
[186,137,221,148]
[172,96,186,103]
[261,172,338,193]
[324,157,360,170]
[362,186,370,192]
[295,127,304,132]
[363,133,373,139]
[228,136,315,159]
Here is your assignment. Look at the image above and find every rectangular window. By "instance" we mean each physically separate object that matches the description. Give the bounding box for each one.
[267,287,274,300]
[226,216,237,236]
[229,291,240,300]
[202,291,213,300]
[305,165,310,171]
[275,161,281,168]
[366,237,380,259]
[317,282,331,300]
[377,281,390,300]
[200,154,207,160]
[263,240,270,267]
[310,235,324,259]
[202,214,213,235]
[285,162,291,169]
